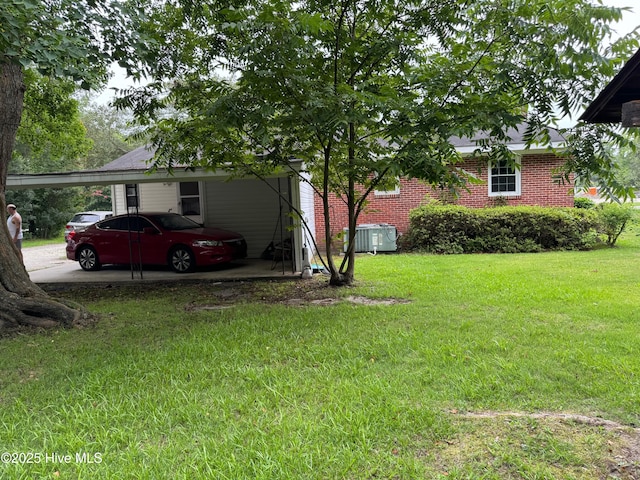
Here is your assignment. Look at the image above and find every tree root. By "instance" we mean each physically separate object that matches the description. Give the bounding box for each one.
[0,293,83,328]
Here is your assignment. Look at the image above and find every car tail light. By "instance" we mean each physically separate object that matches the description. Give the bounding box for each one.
[68,230,76,240]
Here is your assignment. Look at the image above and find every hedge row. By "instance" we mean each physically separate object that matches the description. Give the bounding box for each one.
[400,204,602,254]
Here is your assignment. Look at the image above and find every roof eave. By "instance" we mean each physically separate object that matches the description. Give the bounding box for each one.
[580,49,640,123]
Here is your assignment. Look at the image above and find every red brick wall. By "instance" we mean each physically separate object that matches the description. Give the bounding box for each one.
[314,154,574,250]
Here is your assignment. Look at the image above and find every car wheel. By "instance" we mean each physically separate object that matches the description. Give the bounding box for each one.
[169,246,195,273]
[78,246,101,271]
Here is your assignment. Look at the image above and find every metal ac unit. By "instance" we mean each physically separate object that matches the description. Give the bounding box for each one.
[343,224,397,253]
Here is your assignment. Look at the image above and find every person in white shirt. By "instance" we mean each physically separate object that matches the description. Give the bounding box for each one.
[6,203,23,264]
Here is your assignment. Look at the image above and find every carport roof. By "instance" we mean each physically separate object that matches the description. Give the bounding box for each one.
[7,165,228,190]
[7,145,299,190]
[580,48,640,124]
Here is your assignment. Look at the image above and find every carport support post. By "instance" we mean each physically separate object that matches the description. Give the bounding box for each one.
[288,174,305,274]
[277,178,285,275]
[125,184,143,280]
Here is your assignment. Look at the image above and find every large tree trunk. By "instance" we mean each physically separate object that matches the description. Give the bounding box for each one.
[0,62,85,329]
[329,122,357,287]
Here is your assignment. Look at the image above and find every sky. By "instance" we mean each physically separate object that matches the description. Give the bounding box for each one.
[605,0,640,37]
[94,0,640,105]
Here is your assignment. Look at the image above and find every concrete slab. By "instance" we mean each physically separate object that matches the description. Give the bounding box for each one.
[24,244,298,285]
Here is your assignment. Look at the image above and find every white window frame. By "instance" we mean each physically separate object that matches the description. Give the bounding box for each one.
[177,181,204,223]
[374,176,400,196]
[488,157,521,197]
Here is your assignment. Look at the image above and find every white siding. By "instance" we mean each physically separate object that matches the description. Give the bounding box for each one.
[139,183,179,213]
[112,184,125,214]
[112,183,178,215]
[203,177,293,259]
[298,172,316,254]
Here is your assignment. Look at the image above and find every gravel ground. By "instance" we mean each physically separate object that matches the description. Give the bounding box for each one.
[22,243,69,272]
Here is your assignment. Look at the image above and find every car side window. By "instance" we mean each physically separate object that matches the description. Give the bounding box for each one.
[100,217,158,232]
[99,218,127,230]
[140,218,159,233]
[129,217,155,232]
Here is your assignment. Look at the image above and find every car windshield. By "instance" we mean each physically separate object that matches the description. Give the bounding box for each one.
[148,214,202,231]
[71,214,101,223]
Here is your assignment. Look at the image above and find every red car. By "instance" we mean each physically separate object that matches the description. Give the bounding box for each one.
[66,212,247,273]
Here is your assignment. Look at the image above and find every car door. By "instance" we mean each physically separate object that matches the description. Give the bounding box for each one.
[128,216,167,266]
[90,217,132,264]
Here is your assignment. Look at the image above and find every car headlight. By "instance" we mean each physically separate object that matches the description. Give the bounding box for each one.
[192,239,223,247]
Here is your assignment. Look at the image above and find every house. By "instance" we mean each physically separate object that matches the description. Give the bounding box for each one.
[7,126,573,262]
[314,126,574,251]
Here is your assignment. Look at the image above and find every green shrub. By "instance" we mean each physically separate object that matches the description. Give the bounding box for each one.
[595,203,636,246]
[401,204,600,254]
[574,197,596,209]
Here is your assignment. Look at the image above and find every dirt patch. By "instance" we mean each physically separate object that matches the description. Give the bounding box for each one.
[47,276,411,312]
[345,295,412,306]
[282,295,411,307]
[611,436,640,480]
[80,276,416,310]
[445,410,640,479]
[458,410,633,429]
[187,292,410,310]
[184,304,234,311]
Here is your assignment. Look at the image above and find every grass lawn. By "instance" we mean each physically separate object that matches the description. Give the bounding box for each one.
[22,234,65,248]
[1,226,640,479]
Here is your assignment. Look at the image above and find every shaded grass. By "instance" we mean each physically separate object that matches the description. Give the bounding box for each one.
[1,227,640,478]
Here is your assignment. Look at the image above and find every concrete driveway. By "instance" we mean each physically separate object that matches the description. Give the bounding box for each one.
[24,243,297,285]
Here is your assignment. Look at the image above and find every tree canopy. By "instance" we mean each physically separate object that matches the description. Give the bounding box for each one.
[118,0,639,284]
[615,139,640,190]
[6,87,140,240]
[0,0,150,327]
[78,100,143,171]
[12,71,91,174]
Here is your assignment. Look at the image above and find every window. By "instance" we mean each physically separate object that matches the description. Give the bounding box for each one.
[179,182,201,216]
[99,216,154,232]
[99,217,127,231]
[71,214,100,223]
[125,184,139,207]
[374,177,400,196]
[488,158,521,196]
[128,216,154,232]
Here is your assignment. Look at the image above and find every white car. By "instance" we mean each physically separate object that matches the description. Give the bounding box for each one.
[64,211,113,242]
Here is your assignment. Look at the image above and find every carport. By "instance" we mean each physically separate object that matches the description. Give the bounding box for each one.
[8,148,316,281]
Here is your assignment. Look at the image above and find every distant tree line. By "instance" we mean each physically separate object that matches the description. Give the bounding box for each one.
[7,73,144,239]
